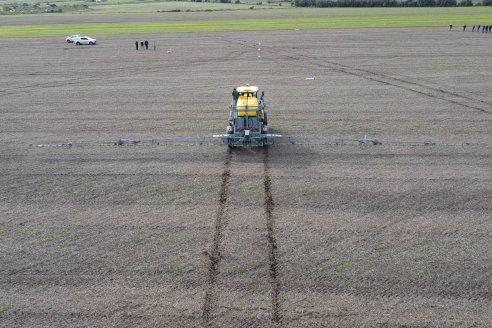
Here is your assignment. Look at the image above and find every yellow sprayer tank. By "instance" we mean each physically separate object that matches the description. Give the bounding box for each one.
[236,86,264,119]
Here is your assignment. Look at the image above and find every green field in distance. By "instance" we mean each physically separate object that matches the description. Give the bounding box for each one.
[1,6,491,38]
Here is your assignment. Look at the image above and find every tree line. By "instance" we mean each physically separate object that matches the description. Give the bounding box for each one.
[294,0,491,7]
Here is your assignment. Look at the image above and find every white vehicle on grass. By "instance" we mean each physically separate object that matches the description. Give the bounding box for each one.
[72,36,97,45]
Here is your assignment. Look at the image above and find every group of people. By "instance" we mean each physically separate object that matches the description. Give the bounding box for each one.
[449,25,492,33]
[470,25,492,33]
[135,40,149,50]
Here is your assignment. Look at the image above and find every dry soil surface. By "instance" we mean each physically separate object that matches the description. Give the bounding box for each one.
[1,28,491,327]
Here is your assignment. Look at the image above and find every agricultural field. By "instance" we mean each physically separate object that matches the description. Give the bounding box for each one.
[0,0,283,15]
[0,9,491,328]
[2,7,492,37]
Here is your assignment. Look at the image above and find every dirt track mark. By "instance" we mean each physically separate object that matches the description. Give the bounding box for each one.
[202,148,232,326]
[218,37,492,115]
[0,47,244,97]
[0,67,123,97]
[291,52,492,115]
[263,147,282,326]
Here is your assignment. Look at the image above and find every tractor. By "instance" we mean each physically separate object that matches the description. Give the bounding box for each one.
[216,85,279,147]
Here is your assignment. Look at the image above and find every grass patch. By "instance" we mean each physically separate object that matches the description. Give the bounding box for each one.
[0,305,13,313]
[0,0,280,14]
[1,7,492,38]
[35,286,47,293]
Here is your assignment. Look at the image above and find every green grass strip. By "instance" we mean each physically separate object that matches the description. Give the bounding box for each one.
[2,8,492,38]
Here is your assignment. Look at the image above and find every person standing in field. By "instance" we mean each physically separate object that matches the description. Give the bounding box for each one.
[141,41,144,48]
[232,88,239,105]
[135,41,138,50]
[472,25,475,32]
[463,25,466,32]
[145,40,149,50]
[448,25,453,31]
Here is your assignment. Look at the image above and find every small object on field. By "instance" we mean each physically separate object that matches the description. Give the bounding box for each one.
[360,135,381,145]
[306,76,316,80]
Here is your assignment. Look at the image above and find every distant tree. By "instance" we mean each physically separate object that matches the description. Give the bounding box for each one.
[402,0,419,6]
[292,0,465,6]
[482,0,492,5]
[435,0,456,5]
[417,0,435,6]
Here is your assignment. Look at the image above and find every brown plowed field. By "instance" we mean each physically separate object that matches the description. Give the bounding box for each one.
[1,27,491,327]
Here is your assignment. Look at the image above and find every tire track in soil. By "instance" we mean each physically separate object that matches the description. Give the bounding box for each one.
[0,47,244,97]
[202,148,232,326]
[210,37,490,311]
[285,51,492,115]
[217,37,492,115]
[263,146,283,326]
[201,147,283,326]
